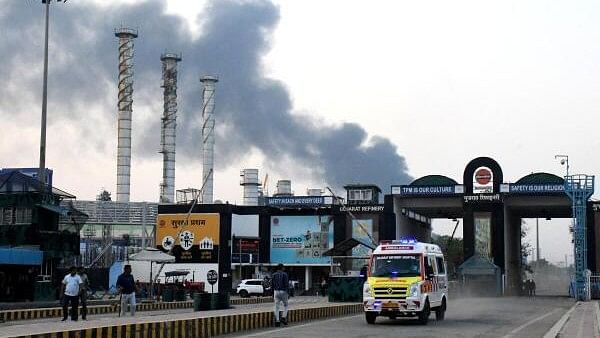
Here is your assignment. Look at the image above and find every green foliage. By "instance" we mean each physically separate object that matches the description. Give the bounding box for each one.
[431,235,464,276]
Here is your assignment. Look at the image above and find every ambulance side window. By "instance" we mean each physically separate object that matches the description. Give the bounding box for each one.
[436,256,446,275]
[425,256,435,278]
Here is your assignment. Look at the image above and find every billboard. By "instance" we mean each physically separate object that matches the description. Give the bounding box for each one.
[232,214,259,237]
[270,215,334,265]
[156,213,220,263]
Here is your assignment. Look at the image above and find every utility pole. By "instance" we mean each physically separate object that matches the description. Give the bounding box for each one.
[38,0,66,187]
[536,218,540,262]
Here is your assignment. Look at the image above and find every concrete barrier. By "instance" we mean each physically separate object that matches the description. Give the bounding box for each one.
[10,303,362,338]
[0,296,272,323]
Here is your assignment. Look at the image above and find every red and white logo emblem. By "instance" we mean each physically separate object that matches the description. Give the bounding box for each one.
[475,168,492,185]
[473,166,493,194]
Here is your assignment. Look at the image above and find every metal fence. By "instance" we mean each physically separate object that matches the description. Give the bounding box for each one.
[590,273,600,299]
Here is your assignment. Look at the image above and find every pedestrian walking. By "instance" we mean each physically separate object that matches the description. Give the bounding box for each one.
[61,266,82,321]
[320,277,328,297]
[77,267,89,320]
[117,265,137,317]
[272,264,289,327]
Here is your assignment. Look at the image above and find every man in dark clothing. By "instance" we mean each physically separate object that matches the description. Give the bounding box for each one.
[77,267,89,320]
[116,265,137,316]
[272,264,289,327]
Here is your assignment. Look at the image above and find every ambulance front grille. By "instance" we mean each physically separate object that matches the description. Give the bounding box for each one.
[373,287,407,299]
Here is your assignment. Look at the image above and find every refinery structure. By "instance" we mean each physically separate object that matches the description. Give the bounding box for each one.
[3,21,597,306]
[61,26,322,268]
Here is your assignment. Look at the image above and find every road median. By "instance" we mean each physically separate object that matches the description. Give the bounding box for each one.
[8,302,362,338]
[0,296,272,323]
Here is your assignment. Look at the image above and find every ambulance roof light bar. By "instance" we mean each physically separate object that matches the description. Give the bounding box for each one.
[392,236,418,245]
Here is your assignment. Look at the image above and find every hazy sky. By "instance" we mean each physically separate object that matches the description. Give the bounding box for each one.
[3,0,597,263]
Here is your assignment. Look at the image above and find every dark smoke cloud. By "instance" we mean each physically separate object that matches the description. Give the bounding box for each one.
[0,0,411,191]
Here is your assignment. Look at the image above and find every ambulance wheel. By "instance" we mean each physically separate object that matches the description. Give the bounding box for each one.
[418,300,430,325]
[435,298,446,321]
[365,312,377,324]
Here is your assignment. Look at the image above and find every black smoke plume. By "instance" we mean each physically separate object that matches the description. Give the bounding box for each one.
[0,0,411,192]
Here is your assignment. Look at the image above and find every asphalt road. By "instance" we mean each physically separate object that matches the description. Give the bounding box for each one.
[230,296,574,338]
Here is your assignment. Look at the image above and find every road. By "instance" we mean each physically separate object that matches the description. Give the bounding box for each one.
[229,296,574,338]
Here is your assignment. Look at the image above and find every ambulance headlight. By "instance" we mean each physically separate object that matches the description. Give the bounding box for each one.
[409,282,420,297]
[363,283,371,297]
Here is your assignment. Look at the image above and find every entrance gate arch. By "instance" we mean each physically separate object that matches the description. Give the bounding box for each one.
[390,157,597,296]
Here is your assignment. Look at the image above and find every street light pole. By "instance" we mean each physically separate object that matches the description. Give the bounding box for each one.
[555,154,569,177]
[536,218,540,262]
[38,0,51,186]
[38,0,65,187]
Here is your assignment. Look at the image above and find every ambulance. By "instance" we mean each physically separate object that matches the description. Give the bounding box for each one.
[362,237,448,325]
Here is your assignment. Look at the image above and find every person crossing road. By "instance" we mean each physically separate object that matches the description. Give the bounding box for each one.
[272,264,289,327]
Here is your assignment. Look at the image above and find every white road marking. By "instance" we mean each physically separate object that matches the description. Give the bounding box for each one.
[542,301,578,338]
[503,308,561,338]
[239,314,362,337]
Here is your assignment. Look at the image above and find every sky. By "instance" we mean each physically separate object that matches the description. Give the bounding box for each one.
[2,0,598,264]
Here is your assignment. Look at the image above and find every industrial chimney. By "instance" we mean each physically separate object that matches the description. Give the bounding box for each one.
[274,180,293,197]
[200,75,218,204]
[240,169,260,206]
[159,52,181,204]
[114,27,138,202]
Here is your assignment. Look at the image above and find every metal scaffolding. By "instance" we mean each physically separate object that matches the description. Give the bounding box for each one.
[564,174,594,300]
[59,200,157,267]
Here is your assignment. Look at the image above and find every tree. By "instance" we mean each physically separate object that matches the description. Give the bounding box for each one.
[431,234,464,277]
[521,222,532,272]
[97,189,111,201]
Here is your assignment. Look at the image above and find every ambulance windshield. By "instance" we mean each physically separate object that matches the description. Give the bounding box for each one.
[371,255,421,277]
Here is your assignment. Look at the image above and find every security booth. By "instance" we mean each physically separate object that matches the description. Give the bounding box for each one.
[323,238,372,302]
[457,255,503,297]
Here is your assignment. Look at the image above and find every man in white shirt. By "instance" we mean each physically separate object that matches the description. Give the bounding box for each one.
[61,266,82,321]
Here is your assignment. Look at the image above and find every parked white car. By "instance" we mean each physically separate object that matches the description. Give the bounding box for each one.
[236,279,265,297]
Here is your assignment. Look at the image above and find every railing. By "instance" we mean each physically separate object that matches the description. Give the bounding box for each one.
[590,273,600,299]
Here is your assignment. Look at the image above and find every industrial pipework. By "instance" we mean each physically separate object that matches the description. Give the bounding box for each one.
[159,52,182,204]
[114,27,138,202]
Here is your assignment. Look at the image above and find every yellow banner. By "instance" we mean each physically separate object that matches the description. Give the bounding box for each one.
[156,213,220,248]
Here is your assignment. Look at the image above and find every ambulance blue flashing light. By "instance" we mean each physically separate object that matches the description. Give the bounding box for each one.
[392,236,418,245]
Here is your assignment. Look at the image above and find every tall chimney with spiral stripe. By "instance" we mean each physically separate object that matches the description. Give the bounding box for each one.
[159,52,181,204]
[200,75,218,204]
[114,27,138,202]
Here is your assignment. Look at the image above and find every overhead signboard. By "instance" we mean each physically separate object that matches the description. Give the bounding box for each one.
[156,213,220,263]
[463,194,502,203]
[501,184,565,194]
[338,205,385,213]
[391,185,464,196]
[266,196,333,207]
